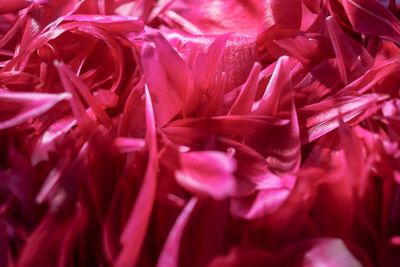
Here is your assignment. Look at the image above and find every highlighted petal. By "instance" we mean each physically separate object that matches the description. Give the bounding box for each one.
[176,151,237,200]
[0,90,71,130]
[228,62,261,115]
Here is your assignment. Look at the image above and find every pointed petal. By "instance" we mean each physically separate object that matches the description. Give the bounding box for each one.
[56,62,113,128]
[325,16,373,84]
[341,0,400,43]
[255,56,295,116]
[228,62,261,115]
[0,90,71,130]
[116,86,158,267]
[151,33,194,116]
[178,199,229,267]
[157,198,198,267]
[141,43,182,126]
[65,15,144,34]
[195,33,230,94]
[299,94,388,143]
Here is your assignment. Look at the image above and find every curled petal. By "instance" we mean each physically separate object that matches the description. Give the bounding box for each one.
[341,0,400,43]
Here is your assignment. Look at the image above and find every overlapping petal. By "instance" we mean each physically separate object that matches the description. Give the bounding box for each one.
[0,0,399,266]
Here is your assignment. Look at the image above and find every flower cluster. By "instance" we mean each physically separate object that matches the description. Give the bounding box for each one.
[0,0,400,266]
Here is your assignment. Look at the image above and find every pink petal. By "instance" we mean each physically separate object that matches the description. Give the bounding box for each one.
[255,56,296,115]
[65,15,144,34]
[113,137,145,154]
[166,0,266,35]
[116,86,158,267]
[176,151,237,200]
[157,198,198,267]
[325,16,373,84]
[150,33,194,117]
[141,43,182,126]
[167,33,259,92]
[55,62,113,128]
[341,0,400,43]
[228,62,261,115]
[264,0,302,29]
[274,33,334,67]
[0,90,71,129]
[0,0,29,14]
[299,94,387,143]
[209,239,364,267]
[231,186,292,219]
[177,199,229,267]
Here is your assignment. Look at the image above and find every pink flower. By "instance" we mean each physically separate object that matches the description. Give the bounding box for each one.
[0,0,400,266]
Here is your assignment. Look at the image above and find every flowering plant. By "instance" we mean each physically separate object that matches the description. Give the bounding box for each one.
[1,0,400,266]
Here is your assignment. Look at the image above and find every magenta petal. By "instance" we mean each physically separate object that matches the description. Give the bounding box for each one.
[151,33,194,116]
[116,87,158,267]
[1,0,400,265]
[113,137,145,154]
[0,0,29,14]
[231,186,292,219]
[0,90,71,129]
[325,16,373,84]
[141,43,183,126]
[228,62,261,115]
[299,94,387,143]
[166,0,266,35]
[178,199,229,267]
[65,15,144,33]
[176,151,237,200]
[341,0,400,43]
[157,198,198,267]
[296,239,363,266]
[255,56,295,116]
[264,0,302,29]
[195,33,229,93]
[209,239,363,267]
